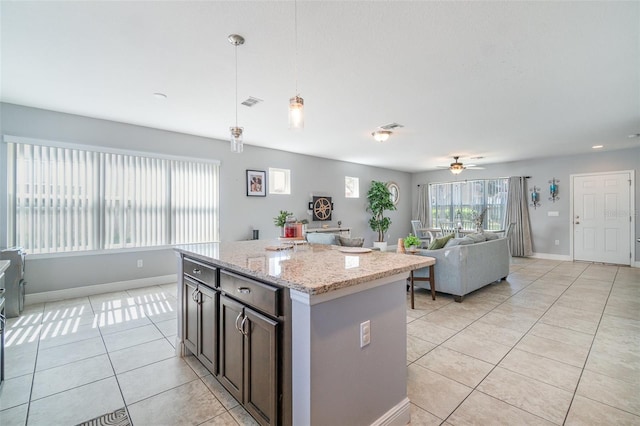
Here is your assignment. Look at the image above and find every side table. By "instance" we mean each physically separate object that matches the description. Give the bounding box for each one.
[406,251,436,309]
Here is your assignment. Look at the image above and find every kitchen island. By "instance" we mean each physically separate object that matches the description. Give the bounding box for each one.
[175,240,431,426]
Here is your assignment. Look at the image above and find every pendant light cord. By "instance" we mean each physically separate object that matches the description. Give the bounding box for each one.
[294,0,298,96]
[235,43,238,127]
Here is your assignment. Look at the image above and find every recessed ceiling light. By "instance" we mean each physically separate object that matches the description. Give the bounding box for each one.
[469,156,485,160]
[628,133,640,139]
[153,92,167,99]
[592,145,603,149]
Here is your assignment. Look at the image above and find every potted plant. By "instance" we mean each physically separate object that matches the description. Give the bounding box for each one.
[404,234,422,251]
[366,180,396,251]
[273,210,293,237]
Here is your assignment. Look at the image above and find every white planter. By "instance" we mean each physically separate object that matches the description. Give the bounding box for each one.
[373,241,387,252]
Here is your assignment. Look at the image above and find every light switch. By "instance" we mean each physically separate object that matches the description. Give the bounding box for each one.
[360,320,371,348]
[548,211,559,217]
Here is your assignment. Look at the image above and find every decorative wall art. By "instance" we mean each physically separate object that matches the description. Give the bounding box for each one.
[549,178,559,202]
[309,196,333,221]
[246,170,266,197]
[387,182,400,205]
[530,186,541,209]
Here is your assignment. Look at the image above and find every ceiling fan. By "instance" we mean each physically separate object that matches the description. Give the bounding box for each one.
[437,156,485,175]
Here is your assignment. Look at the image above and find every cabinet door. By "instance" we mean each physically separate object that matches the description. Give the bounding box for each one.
[198,284,218,375]
[219,295,244,402]
[244,307,279,426]
[183,277,199,355]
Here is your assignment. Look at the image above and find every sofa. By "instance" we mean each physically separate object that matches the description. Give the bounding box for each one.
[412,234,510,302]
[305,233,365,247]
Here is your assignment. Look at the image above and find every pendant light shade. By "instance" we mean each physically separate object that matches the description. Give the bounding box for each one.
[289,95,304,130]
[289,0,304,130]
[229,34,245,153]
[230,126,244,153]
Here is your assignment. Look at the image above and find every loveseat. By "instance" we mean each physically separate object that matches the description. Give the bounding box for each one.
[412,234,510,302]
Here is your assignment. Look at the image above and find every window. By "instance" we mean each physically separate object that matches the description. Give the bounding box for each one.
[428,178,508,230]
[268,168,291,194]
[7,138,219,254]
[345,176,359,198]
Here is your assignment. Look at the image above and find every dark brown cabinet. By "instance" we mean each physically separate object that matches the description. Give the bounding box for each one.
[182,260,218,375]
[182,257,289,426]
[218,270,281,426]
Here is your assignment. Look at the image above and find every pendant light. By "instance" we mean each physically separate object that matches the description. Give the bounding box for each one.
[289,0,304,130]
[229,34,245,153]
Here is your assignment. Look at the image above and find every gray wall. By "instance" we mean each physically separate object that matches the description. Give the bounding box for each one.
[411,148,640,261]
[0,103,412,294]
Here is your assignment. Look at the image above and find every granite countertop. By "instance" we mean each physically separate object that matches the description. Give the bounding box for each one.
[0,260,10,274]
[175,240,433,295]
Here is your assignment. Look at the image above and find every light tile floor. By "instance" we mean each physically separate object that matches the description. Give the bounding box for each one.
[0,258,638,425]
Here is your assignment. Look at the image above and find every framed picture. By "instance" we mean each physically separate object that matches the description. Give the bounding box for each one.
[246,170,266,197]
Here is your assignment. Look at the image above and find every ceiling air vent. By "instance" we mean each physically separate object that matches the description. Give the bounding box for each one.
[241,97,263,107]
[380,123,404,130]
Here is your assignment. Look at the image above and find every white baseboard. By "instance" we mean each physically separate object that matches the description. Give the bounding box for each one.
[370,397,411,426]
[25,274,178,305]
[530,252,572,261]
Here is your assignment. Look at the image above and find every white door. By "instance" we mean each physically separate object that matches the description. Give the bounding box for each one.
[573,172,631,265]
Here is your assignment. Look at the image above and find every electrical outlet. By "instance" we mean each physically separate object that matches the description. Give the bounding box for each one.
[360,320,371,348]
[554,240,560,246]
[137,259,143,268]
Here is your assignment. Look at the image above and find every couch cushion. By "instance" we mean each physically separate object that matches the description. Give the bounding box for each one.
[484,232,500,240]
[466,233,487,243]
[428,233,455,250]
[306,233,338,245]
[337,236,365,247]
[444,237,475,247]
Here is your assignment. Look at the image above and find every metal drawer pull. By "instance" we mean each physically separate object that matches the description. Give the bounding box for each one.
[237,287,251,294]
[240,315,249,336]
[235,312,243,332]
[192,268,202,275]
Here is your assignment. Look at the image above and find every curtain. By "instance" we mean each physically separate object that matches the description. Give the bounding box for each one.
[504,177,533,257]
[416,184,429,226]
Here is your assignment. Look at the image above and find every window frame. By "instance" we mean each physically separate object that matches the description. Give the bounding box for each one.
[5,135,220,256]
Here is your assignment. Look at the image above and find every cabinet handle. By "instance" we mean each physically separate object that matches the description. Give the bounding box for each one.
[240,315,249,336]
[191,287,199,303]
[237,287,251,294]
[235,311,243,333]
[193,268,202,275]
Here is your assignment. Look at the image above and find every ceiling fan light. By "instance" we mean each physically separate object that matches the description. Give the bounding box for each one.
[450,164,464,174]
[372,129,392,142]
[289,96,304,129]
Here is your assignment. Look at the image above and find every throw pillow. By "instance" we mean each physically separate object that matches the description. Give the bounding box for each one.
[428,233,455,250]
[337,236,365,247]
[306,233,338,245]
[444,237,474,247]
[484,232,500,241]
[467,233,487,243]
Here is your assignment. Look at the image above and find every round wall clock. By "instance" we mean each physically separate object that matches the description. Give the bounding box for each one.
[387,182,400,205]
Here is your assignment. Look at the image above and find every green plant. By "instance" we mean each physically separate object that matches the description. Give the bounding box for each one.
[273,210,293,227]
[404,234,422,248]
[366,181,396,242]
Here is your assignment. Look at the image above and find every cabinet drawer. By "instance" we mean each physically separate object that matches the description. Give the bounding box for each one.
[220,271,280,317]
[184,258,217,287]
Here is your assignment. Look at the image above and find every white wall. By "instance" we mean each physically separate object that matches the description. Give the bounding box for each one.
[0,103,412,294]
[411,148,640,261]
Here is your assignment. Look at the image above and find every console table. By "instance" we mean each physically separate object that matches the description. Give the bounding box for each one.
[305,227,350,236]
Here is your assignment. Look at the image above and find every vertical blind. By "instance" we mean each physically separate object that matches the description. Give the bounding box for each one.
[428,178,509,230]
[11,142,219,254]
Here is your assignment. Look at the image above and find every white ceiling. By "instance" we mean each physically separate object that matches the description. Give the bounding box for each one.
[1,1,638,172]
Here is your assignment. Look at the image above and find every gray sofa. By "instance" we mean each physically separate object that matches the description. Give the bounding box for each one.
[412,236,510,302]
